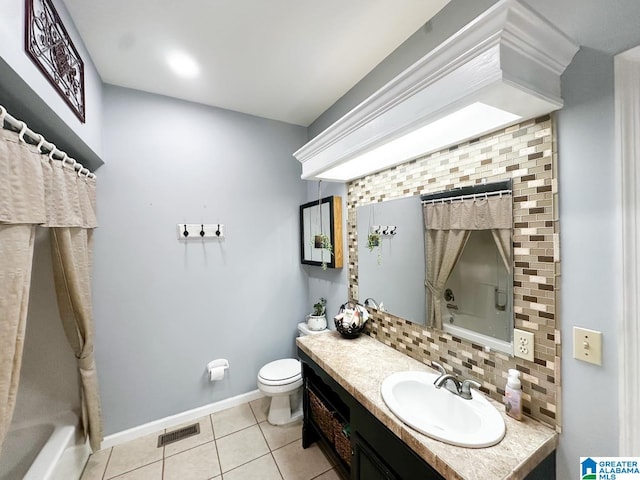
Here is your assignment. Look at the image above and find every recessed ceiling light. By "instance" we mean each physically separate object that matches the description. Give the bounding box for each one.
[167,51,199,78]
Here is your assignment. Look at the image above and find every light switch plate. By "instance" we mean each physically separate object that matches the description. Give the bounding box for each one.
[513,329,535,362]
[573,327,602,365]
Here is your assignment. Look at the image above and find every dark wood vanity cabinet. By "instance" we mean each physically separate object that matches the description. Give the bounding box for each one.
[350,406,444,480]
[299,348,556,480]
[300,349,443,480]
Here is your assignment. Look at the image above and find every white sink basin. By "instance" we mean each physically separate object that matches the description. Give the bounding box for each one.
[381,371,505,448]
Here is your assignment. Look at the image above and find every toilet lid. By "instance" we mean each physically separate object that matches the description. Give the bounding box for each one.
[258,359,301,386]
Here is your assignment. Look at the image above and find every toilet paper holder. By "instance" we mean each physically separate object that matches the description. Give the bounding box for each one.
[206,359,229,381]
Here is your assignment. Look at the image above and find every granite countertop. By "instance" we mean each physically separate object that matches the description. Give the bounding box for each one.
[297,331,558,480]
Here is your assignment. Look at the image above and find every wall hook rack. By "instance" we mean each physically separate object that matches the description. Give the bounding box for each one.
[372,225,397,236]
[178,224,225,239]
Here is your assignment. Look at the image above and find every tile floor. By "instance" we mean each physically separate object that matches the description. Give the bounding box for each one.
[80,397,342,480]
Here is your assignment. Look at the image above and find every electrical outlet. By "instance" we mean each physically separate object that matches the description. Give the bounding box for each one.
[513,328,535,361]
[573,327,602,365]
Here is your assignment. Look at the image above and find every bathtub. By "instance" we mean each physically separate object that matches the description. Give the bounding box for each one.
[443,313,512,355]
[0,412,90,480]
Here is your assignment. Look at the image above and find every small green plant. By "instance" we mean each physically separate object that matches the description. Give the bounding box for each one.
[367,232,381,250]
[313,234,333,270]
[312,297,327,316]
[367,233,382,265]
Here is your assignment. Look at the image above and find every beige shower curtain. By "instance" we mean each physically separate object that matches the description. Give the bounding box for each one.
[0,115,102,452]
[424,195,512,329]
[0,224,35,453]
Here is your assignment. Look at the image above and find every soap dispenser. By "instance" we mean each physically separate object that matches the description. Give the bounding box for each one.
[504,369,522,420]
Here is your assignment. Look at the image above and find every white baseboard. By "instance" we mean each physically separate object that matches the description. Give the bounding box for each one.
[100,390,264,450]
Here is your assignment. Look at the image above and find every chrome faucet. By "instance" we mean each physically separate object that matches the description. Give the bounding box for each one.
[431,361,481,400]
[434,373,463,395]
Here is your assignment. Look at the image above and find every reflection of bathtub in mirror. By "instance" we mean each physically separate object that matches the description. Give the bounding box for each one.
[444,310,510,340]
[443,316,512,353]
[442,229,513,353]
[443,309,512,353]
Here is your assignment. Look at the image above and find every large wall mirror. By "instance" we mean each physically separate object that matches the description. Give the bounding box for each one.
[355,182,514,354]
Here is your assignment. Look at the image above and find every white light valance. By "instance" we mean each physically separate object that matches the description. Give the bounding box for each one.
[294,0,579,182]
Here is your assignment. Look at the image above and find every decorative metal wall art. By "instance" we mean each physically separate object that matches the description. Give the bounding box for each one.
[25,0,86,122]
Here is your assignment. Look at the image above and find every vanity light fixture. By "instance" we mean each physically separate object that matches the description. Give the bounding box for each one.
[318,103,520,181]
[294,0,579,182]
[167,51,200,78]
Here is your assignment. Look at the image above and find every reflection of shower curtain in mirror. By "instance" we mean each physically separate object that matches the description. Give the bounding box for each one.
[0,110,102,453]
[424,195,512,330]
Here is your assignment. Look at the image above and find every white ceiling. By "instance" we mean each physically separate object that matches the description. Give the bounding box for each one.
[62,0,450,126]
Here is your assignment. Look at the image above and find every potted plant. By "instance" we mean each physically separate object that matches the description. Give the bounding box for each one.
[367,232,382,265]
[307,297,327,331]
[313,234,333,270]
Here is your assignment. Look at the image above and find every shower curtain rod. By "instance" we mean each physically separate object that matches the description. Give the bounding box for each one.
[0,105,95,179]
[420,179,512,204]
[421,189,512,204]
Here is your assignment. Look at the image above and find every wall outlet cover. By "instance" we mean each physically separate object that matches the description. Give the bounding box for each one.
[573,326,602,366]
[513,328,535,362]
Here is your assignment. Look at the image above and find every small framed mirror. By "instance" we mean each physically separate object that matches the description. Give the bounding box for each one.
[300,195,343,269]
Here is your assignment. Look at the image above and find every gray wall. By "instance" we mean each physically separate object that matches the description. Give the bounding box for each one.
[304,181,348,327]
[94,85,308,434]
[556,47,620,479]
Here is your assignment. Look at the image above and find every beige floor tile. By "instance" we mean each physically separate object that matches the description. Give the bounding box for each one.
[249,396,270,423]
[272,442,332,480]
[221,453,283,480]
[211,403,256,438]
[259,419,302,451]
[80,448,112,480]
[164,441,221,480]
[164,416,214,457]
[104,432,164,479]
[216,424,269,473]
[314,468,342,480]
[110,460,162,479]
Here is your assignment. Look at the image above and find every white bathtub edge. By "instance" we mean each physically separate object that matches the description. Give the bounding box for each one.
[52,440,91,480]
[101,389,264,450]
[23,412,79,480]
[442,322,513,354]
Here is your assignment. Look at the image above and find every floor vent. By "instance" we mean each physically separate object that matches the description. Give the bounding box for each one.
[157,423,200,447]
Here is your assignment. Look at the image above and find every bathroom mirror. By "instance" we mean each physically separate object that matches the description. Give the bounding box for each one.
[356,197,426,324]
[300,195,343,269]
[356,189,513,354]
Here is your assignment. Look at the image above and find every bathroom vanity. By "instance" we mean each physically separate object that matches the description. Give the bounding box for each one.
[297,332,557,480]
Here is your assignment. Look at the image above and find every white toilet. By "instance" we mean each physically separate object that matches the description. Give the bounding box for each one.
[257,322,326,425]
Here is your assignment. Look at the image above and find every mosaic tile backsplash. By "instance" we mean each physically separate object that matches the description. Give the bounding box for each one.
[348,115,561,431]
